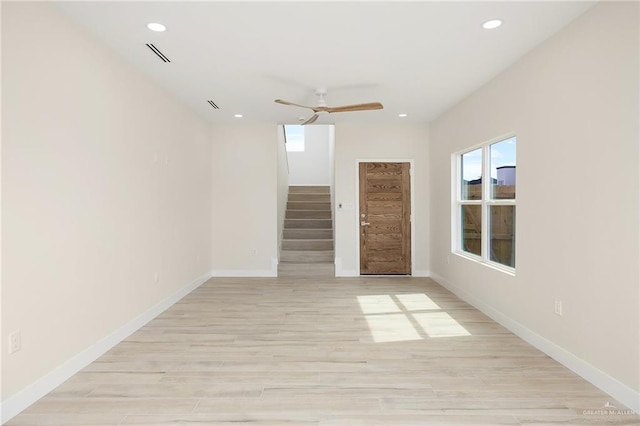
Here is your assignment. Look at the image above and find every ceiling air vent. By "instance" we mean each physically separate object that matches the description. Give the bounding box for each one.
[207,100,220,109]
[145,43,170,63]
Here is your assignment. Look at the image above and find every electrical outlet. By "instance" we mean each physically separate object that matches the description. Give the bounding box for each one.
[554,299,563,316]
[154,272,160,283]
[9,330,21,354]
[250,249,257,257]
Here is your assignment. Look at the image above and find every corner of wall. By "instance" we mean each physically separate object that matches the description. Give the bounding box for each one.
[335,257,357,277]
[429,272,640,414]
[0,272,213,424]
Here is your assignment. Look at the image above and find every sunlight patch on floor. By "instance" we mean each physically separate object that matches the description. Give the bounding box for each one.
[357,295,402,314]
[413,312,471,338]
[395,293,442,311]
[363,313,423,343]
[358,293,471,342]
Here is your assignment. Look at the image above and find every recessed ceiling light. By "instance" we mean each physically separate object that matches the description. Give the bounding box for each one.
[482,19,502,30]
[398,113,408,118]
[234,114,243,118]
[147,22,166,32]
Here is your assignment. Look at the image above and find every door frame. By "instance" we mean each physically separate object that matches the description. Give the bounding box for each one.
[354,159,416,276]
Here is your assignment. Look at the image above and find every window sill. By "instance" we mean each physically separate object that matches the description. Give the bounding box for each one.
[453,251,516,277]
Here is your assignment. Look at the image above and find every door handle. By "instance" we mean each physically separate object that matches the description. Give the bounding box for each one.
[361,221,370,226]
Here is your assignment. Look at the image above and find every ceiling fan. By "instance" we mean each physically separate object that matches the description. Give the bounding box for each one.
[275,89,383,125]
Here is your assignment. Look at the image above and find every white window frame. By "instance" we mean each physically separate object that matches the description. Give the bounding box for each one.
[452,135,516,274]
[284,124,305,152]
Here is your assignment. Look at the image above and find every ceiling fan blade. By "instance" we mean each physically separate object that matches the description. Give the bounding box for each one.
[274,99,315,110]
[326,102,384,113]
[301,114,319,125]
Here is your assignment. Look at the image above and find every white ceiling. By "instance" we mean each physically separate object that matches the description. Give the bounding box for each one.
[54,1,596,125]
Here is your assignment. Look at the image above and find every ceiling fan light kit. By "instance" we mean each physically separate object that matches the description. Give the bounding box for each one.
[275,89,383,125]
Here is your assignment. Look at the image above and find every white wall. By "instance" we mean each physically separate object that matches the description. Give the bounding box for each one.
[288,125,332,186]
[0,1,5,407]
[1,1,213,419]
[429,1,639,410]
[334,123,429,276]
[210,124,278,276]
[276,125,290,255]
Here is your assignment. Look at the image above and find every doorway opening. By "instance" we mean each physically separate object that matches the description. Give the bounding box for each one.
[277,125,335,277]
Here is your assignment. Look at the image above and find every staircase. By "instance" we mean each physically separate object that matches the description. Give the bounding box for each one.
[278,186,334,277]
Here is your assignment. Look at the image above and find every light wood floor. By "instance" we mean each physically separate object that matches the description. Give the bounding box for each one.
[7,276,639,425]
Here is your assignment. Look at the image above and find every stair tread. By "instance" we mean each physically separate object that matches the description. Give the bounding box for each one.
[283,229,333,231]
[289,186,330,192]
[284,237,333,240]
[285,219,331,226]
[282,238,334,241]
[287,209,331,215]
[283,229,333,232]
[281,250,334,253]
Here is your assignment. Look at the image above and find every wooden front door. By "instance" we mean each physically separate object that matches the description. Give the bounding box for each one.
[359,162,411,275]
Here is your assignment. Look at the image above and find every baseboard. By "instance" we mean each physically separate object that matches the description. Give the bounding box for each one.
[336,270,358,277]
[0,271,213,424]
[413,269,430,277]
[334,257,357,277]
[429,272,640,414]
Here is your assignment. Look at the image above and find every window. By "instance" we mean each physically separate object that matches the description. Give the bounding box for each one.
[455,136,516,270]
[284,125,304,152]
